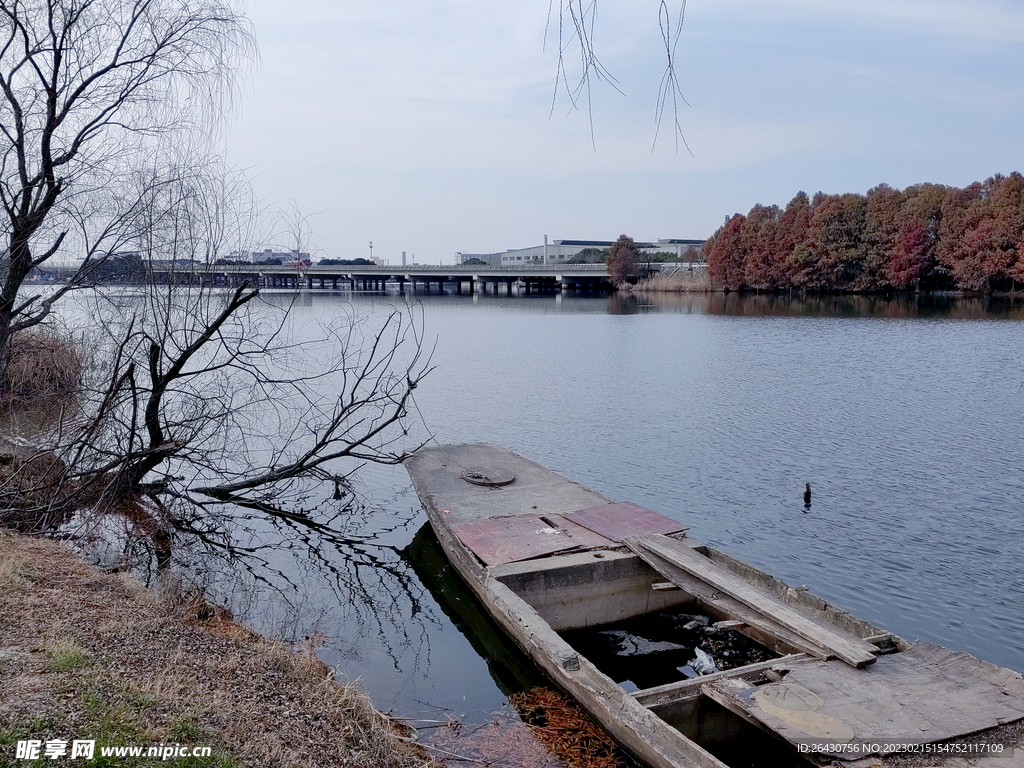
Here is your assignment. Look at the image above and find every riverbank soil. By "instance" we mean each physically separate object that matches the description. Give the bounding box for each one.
[0,531,434,768]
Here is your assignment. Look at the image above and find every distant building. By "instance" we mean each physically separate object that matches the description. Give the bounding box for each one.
[248,248,311,264]
[458,237,706,266]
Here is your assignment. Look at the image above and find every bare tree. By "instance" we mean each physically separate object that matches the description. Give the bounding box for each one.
[65,174,432,509]
[0,161,431,577]
[0,0,254,366]
[545,0,690,152]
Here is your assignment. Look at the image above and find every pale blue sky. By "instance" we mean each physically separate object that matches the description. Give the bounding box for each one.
[226,0,1024,264]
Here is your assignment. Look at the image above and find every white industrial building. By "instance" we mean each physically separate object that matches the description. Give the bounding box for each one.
[455,237,705,266]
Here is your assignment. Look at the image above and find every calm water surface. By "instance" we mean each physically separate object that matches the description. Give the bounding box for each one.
[228,291,1024,724]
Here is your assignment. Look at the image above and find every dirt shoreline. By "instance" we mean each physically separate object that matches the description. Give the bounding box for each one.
[0,530,436,768]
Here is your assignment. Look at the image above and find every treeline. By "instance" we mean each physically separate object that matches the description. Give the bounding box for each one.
[705,173,1024,293]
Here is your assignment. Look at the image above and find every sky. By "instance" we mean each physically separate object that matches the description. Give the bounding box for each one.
[225,0,1024,264]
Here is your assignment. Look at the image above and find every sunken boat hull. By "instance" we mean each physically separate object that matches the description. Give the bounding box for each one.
[404,444,1024,768]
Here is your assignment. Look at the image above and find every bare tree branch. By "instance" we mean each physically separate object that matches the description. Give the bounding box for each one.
[544,0,690,152]
[0,0,255,364]
[652,0,691,155]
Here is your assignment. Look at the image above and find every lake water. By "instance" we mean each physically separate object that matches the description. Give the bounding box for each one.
[210,290,1024,734]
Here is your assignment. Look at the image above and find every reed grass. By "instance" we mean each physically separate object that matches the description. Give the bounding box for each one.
[1,329,84,403]
[628,268,714,293]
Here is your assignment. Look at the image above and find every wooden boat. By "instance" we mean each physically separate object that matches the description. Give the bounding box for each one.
[405,444,1024,768]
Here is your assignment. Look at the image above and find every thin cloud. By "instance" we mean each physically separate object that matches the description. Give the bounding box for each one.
[709,0,1024,43]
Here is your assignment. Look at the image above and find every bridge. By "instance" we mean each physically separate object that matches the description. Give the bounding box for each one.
[152,262,618,294]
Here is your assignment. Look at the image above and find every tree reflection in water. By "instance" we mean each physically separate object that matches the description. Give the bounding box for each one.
[114,479,440,674]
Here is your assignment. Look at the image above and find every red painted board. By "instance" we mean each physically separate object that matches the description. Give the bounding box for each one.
[541,514,618,549]
[454,515,583,566]
[562,502,687,542]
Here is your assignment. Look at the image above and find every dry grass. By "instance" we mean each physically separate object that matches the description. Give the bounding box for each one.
[0,530,438,768]
[628,269,713,293]
[0,329,84,403]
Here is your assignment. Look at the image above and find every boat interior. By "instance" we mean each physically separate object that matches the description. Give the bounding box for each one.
[490,540,893,762]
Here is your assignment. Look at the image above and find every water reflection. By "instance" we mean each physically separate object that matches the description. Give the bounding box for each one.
[402,524,548,696]
[608,291,1024,318]
[154,481,438,672]
[284,284,1024,320]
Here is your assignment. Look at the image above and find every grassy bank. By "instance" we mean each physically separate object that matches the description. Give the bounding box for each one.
[0,531,435,768]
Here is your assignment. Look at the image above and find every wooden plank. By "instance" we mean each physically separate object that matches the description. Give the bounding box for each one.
[700,677,770,732]
[903,641,1024,698]
[563,501,687,542]
[713,620,747,631]
[632,654,809,709]
[454,515,583,565]
[701,677,860,756]
[703,652,1024,760]
[628,535,878,668]
[623,542,835,661]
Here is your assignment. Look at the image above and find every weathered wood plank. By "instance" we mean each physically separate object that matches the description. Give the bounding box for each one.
[703,652,1024,760]
[622,541,835,661]
[632,654,809,709]
[701,676,861,758]
[902,641,1024,698]
[652,581,681,591]
[627,535,878,668]
[713,620,747,631]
